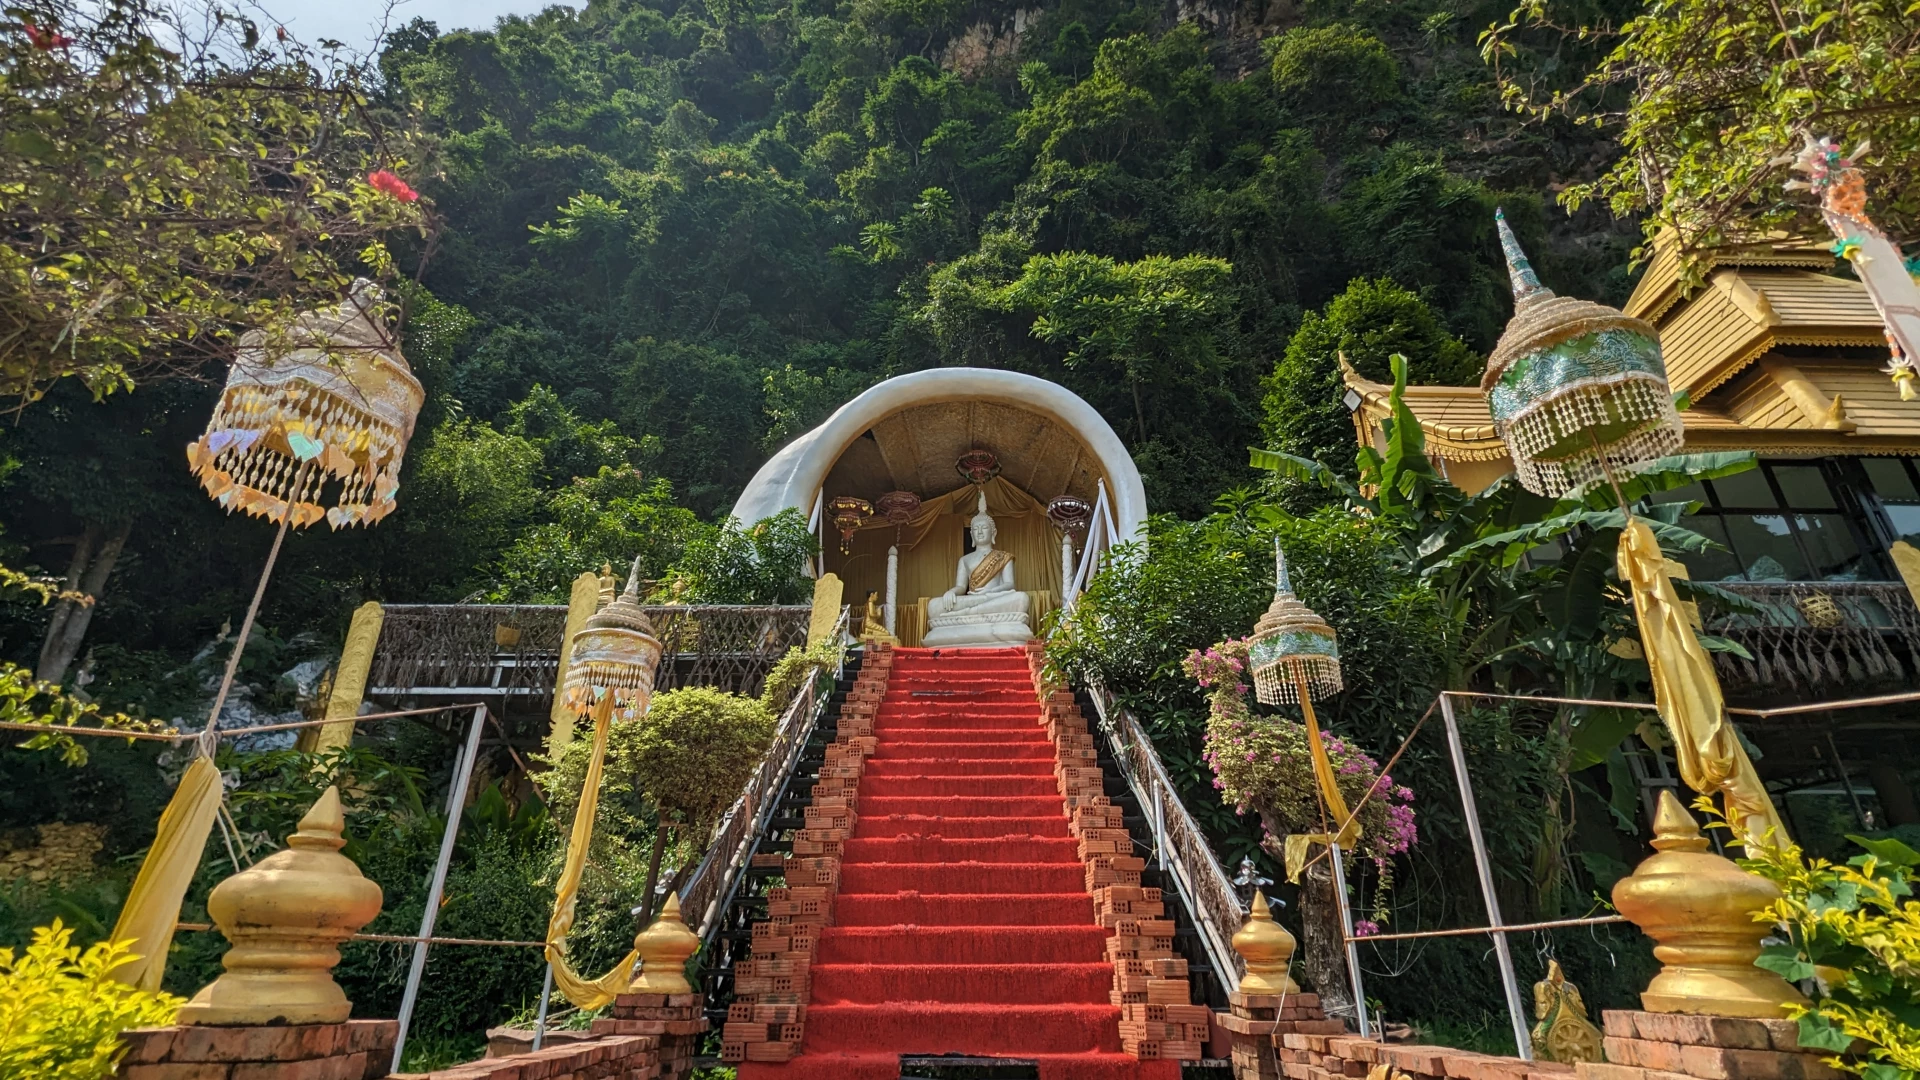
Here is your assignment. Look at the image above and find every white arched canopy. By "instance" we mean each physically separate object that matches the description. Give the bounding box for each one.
[731,368,1149,542]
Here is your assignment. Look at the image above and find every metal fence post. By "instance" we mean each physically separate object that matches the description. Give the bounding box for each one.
[391,705,488,1074]
[1328,842,1371,1038]
[531,962,555,1051]
[1438,693,1534,1059]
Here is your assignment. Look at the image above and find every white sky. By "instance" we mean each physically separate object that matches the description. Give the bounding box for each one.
[261,0,552,51]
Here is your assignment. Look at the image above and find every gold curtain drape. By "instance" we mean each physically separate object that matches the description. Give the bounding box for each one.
[109,754,224,988]
[543,698,641,1008]
[824,477,1066,646]
[1617,518,1789,849]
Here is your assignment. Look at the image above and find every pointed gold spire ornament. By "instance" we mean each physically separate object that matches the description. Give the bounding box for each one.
[631,893,701,994]
[1611,791,1807,1018]
[1232,893,1301,995]
[177,787,383,1025]
[1484,210,1682,497]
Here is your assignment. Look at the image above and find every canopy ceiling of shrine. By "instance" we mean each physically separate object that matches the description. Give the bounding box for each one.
[731,367,1148,542]
[821,399,1104,507]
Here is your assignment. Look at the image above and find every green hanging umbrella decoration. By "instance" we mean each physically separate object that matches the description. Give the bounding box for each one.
[1482,210,1682,497]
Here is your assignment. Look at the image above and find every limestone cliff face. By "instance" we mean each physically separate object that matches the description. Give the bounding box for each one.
[939,7,1041,78]
[936,0,1303,80]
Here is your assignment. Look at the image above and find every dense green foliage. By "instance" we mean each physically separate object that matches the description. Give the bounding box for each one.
[1263,278,1482,471]
[0,0,1640,694]
[1486,0,1920,254]
[540,687,778,833]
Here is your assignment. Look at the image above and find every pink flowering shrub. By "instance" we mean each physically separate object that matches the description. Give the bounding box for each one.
[1183,637,1417,918]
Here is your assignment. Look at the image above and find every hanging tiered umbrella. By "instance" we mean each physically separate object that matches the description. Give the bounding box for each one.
[546,558,666,1009]
[1246,542,1355,847]
[827,496,874,555]
[1482,210,1681,498]
[1481,212,1787,849]
[188,279,424,530]
[109,281,424,993]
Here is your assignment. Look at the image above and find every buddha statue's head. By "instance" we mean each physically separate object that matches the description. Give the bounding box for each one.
[969,489,997,548]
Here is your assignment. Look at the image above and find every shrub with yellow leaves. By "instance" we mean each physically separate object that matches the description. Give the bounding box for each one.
[0,920,184,1079]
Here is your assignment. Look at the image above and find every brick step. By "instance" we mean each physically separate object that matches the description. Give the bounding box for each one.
[842,832,1077,859]
[817,925,1109,965]
[801,1002,1125,1056]
[860,775,1059,797]
[867,730,1051,745]
[832,892,1095,927]
[863,755,1056,774]
[838,859,1085,895]
[809,962,1113,1004]
[851,814,1072,841]
[859,795,1065,817]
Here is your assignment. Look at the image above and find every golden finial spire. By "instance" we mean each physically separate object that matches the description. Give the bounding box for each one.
[177,786,383,1025]
[631,892,700,993]
[1231,893,1301,996]
[1612,791,1805,1017]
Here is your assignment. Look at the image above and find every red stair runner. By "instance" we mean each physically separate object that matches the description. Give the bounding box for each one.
[739,647,1181,1080]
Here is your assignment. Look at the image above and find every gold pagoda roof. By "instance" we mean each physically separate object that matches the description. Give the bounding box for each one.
[1624,231,1837,325]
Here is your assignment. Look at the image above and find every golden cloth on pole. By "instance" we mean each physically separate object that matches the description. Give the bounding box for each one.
[543,696,642,1008]
[1282,669,1360,883]
[109,754,224,988]
[1616,518,1788,849]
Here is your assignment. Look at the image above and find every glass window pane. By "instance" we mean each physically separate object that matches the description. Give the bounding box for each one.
[1677,515,1744,581]
[1709,469,1780,509]
[1862,458,1920,502]
[1721,513,1807,579]
[1884,504,1920,547]
[1652,481,1706,506]
[1772,465,1837,509]
[1795,514,1866,580]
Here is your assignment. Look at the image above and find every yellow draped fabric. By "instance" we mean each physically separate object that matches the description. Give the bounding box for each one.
[1282,670,1360,883]
[1300,689,1361,849]
[543,698,641,1008]
[1617,518,1789,849]
[824,477,1066,646]
[109,754,223,989]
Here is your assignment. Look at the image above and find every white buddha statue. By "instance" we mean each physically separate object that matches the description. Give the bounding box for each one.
[921,491,1033,648]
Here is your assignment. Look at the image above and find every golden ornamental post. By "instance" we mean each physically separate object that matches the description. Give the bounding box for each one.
[1611,791,1806,1018]
[631,892,701,994]
[176,787,383,1025]
[1231,892,1301,996]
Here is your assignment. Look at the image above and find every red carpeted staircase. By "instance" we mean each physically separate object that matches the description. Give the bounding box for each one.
[738,647,1181,1080]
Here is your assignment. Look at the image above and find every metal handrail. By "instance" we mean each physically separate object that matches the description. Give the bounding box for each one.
[681,609,851,941]
[1083,681,1245,987]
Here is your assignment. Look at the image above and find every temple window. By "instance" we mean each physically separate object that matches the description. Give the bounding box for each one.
[1650,460,1885,582]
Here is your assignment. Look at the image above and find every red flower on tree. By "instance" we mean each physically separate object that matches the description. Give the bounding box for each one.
[23,22,75,49]
[366,170,419,203]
